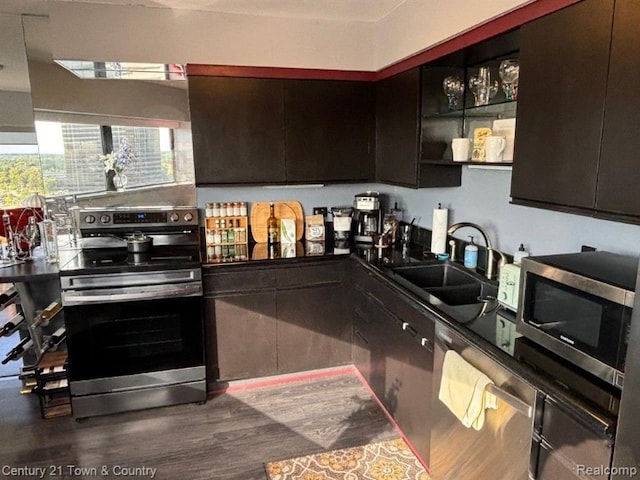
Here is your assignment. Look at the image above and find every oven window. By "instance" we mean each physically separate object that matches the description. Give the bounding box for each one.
[65,297,203,381]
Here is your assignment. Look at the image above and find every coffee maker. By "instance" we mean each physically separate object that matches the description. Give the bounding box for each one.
[353,191,383,243]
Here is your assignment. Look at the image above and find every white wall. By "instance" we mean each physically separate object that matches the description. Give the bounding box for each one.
[374,0,531,68]
[49,3,375,71]
[46,1,529,71]
[198,168,640,258]
[0,14,35,131]
[22,15,190,124]
[0,91,35,131]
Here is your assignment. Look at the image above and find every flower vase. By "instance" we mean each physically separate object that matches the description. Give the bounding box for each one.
[115,173,128,192]
[105,170,117,191]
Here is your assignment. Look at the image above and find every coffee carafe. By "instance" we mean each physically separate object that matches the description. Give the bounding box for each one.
[353,191,383,243]
[331,206,353,253]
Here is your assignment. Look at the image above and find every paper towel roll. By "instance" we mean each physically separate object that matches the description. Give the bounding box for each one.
[430,207,449,254]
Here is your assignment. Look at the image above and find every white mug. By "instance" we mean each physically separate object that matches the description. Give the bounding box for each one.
[485,135,507,162]
[451,138,471,162]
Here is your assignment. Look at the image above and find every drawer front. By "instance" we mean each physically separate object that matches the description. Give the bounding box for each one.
[276,261,345,288]
[537,442,582,480]
[541,399,613,472]
[203,268,276,295]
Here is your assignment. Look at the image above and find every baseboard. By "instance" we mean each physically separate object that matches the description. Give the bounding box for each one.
[207,364,357,395]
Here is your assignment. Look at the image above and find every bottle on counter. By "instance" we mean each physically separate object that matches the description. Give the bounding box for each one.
[38,218,59,264]
[220,219,228,244]
[212,203,221,218]
[267,202,279,245]
[213,220,222,245]
[205,203,214,218]
[464,236,478,269]
[227,223,235,244]
[239,202,248,217]
[513,243,530,264]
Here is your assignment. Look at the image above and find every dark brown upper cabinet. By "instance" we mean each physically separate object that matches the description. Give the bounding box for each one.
[512,0,640,224]
[285,79,375,183]
[511,0,613,213]
[188,76,286,185]
[188,76,375,186]
[376,67,462,188]
[596,0,640,221]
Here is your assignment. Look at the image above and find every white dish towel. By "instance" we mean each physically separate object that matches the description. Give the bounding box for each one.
[438,350,498,430]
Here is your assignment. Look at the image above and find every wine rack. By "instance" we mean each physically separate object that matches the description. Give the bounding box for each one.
[1,282,65,399]
[32,350,71,419]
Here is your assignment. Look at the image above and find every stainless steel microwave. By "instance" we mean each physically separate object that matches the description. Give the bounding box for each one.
[516,251,638,390]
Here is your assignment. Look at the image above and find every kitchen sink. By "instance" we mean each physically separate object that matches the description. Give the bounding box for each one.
[389,262,498,307]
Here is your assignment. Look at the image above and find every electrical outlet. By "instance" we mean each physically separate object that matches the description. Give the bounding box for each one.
[313,207,328,216]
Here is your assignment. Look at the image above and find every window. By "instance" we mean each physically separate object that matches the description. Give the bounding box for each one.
[35,120,193,197]
[1,120,193,207]
[0,133,44,207]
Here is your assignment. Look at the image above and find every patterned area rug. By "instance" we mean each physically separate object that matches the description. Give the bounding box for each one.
[265,438,430,480]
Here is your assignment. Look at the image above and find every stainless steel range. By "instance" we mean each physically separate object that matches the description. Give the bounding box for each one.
[59,206,206,419]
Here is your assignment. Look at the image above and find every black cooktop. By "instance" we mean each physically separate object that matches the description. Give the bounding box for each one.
[59,245,201,275]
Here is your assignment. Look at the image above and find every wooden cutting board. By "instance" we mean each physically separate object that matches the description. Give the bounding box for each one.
[250,201,304,243]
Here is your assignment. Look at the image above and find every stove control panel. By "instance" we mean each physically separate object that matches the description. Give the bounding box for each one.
[79,207,199,231]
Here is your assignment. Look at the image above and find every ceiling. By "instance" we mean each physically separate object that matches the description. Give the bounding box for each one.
[0,0,408,93]
[0,0,408,21]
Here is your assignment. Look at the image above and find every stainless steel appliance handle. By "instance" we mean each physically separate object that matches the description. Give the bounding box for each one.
[436,329,533,418]
[62,282,202,305]
[60,268,201,290]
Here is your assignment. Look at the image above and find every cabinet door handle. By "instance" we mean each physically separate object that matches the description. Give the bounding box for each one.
[420,337,433,352]
[437,331,453,346]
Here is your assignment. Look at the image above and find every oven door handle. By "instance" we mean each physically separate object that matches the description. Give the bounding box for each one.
[62,282,202,305]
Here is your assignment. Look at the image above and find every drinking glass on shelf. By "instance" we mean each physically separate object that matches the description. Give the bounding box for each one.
[499,59,520,101]
[442,76,464,111]
[468,67,499,106]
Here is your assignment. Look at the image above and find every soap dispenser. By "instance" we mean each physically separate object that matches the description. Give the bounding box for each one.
[513,243,530,264]
[464,236,478,269]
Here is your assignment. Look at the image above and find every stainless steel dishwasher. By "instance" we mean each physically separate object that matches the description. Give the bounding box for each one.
[430,322,538,480]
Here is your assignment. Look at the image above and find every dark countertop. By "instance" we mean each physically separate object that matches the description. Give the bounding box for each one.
[0,247,83,283]
[1,236,621,434]
[351,246,620,438]
[202,239,353,268]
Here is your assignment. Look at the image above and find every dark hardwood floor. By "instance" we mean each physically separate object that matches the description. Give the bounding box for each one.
[1,367,399,479]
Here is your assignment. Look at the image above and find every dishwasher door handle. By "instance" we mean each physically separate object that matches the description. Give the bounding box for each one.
[486,384,533,418]
[437,328,533,418]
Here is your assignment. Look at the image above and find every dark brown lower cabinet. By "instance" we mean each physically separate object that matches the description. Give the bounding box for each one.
[277,283,350,374]
[351,263,435,465]
[206,293,277,382]
[203,259,350,384]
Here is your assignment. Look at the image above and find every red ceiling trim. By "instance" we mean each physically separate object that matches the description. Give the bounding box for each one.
[186,64,376,81]
[375,0,583,80]
[187,0,582,82]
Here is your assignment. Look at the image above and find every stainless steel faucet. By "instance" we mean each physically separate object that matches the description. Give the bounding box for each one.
[447,222,506,280]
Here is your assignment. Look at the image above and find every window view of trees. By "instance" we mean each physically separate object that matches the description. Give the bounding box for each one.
[0,120,193,208]
[0,153,45,207]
